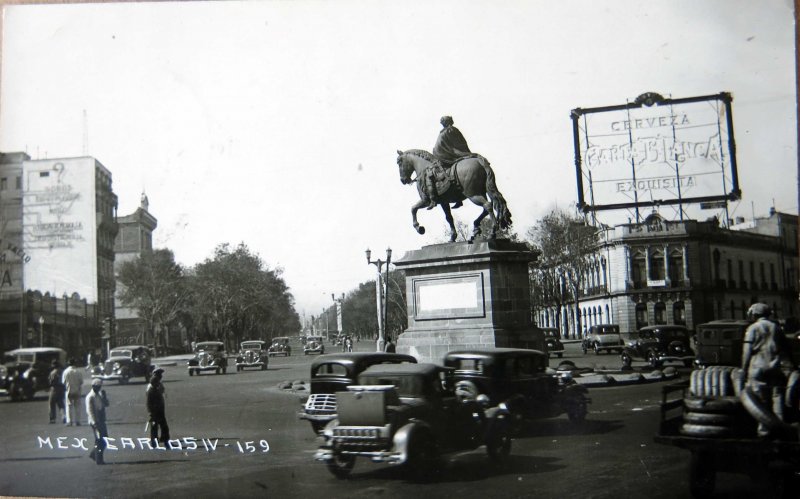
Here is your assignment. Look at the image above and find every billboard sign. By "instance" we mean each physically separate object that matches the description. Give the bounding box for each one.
[571,92,740,215]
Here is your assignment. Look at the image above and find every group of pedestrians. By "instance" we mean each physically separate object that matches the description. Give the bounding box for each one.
[45,358,170,465]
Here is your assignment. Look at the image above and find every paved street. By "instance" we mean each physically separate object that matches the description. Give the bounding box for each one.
[0,342,775,498]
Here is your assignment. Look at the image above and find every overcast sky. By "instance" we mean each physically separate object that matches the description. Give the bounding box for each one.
[1,0,796,318]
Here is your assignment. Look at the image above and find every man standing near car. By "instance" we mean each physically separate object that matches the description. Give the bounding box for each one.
[62,358,84,426]
[86,378,109,464]
[48,359,66,424]
[146,368,170,445]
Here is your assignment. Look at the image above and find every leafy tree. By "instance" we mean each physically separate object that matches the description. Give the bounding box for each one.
[526,208,598,338]
[117,249,190,347]
[189,243,300,350]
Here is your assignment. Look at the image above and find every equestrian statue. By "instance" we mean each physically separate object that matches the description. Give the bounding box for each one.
[396,116,512,242]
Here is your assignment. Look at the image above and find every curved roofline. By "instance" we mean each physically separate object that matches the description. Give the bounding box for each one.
[310,352,416,368]
[5,347,67,355]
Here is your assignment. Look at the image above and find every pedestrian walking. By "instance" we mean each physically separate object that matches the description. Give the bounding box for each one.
[146,368,170,445]
[85,378,109,464]
[48,360,66,424]
[62,358,84,426]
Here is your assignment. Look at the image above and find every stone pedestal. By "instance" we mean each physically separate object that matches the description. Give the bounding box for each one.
[394,239,542,364]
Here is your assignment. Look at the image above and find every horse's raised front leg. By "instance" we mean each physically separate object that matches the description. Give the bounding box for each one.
[411,199,428,235]
[440,203,456,242]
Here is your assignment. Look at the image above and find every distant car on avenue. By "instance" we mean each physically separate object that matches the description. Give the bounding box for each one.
[315,362,512,479]
[268,337,292,357]
[92,345,155,384]
[541,327,564,358]
[621,325,695,368]
[693,319,749,367]
[187,341,228,375]
[235,340,269,371]
[1,347,67,401]
[298,352,417,433]
[582,324,625,355]
[303,336,325,355]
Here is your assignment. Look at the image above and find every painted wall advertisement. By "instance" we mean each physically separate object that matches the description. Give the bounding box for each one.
[22,158,97,302]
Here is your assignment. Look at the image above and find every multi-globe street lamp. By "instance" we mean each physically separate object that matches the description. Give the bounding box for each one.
[365,247,391,352]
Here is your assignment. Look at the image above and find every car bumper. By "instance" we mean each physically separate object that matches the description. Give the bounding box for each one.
[315,446,404,465]
[188,366,221,371]
[656,353,694,364]
[236,362,265,368]
[92,373,127,381]
[298,411,336,422]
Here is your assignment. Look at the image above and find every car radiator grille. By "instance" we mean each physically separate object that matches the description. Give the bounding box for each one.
[305,394,336,414]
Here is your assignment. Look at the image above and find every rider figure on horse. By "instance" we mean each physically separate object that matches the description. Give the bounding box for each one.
[427,116,471,209]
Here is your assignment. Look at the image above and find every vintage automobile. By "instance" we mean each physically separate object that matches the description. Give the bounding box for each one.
[92,345,154,384]
[268,337,292,357]
[298,352,417,433]
[315,362,512,479]
[443,348,589,427]
[1,347,67,401]
[541,327,564,358]
[303,336,325,355]
[621,325,695,368]
[187,341,228,375]
[582,323,625,355]
[235,340,269,371]
[694,320,749,367]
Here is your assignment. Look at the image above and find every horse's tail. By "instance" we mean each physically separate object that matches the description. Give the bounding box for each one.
[481,158,513,229]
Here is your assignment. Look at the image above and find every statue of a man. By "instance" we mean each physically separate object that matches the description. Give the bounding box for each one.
[426,116,471,209]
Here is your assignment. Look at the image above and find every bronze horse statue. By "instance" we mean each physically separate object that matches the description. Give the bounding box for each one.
[396,149,512,242]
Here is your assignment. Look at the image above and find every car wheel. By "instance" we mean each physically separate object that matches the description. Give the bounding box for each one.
[188,369,194,376]
[646,351,661,369]
[23,383,35,401]
[119,374,130,385]
[567,398,588,423]
[222,367,227,375]
[620,351,632,368]
[406,432,438,481]
[326,453,355,479]
[581,344,587,355]
[689,451,716,497]
[486,419,512,462]
[261,363,267,371]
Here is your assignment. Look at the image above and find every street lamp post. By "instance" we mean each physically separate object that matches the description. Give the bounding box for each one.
[38,316,44,347]
[366,247,392,352]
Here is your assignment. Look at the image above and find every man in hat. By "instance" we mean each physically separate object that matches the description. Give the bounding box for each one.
[146,368,170,445]
[425,116,472,209]
[62,357,84,425]
[85,378,109,464]
[48,359,66,424]
[741,303,791,436]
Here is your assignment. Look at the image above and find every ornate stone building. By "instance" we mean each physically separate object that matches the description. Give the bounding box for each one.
[535,210,798,337]
[113,193,157,346]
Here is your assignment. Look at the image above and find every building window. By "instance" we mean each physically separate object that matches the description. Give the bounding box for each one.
[760,262,767,290]
[631,252,646,289]
[654,302,666,325]
[636,303,648,329]
[727,259,735,288]
[674,302,686,325]
[0,177,6,190]
[749,261,755,290]
[650,250,665,280]
[771,263,777,290]
[738,260,746,289]
[669,251,684,286]
[15,176,21,189]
